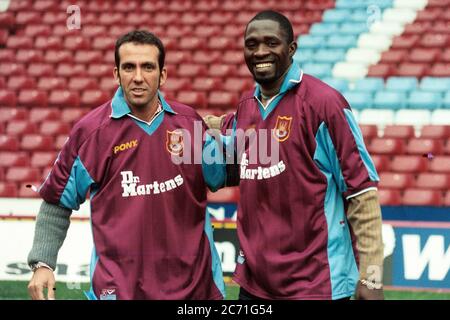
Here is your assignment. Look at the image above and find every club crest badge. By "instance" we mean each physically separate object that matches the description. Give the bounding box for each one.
[166,130,184,156]
[273,116,292,142]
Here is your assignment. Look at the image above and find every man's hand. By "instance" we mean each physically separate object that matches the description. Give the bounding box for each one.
[354,281,384,300]
[28,267,56,300]
[203,114,226,130]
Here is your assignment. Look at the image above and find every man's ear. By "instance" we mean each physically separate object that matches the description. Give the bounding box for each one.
[113,67,120,86]
[159,66,168,88]
[289,41,298,59]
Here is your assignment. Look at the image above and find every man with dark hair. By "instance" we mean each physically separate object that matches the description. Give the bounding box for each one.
[27,30,226,300]
[206,10,384,300]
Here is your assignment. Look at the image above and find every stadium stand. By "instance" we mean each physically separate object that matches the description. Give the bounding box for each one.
[0,0,449,207]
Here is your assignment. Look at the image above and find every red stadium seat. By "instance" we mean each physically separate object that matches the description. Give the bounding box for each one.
[33,0,58,12]
[98,12,126,25]
[6,167,40,183]
[180,12,207,25]
[165,51,193,65]
[368,138,405,155]
[0,90,17,107]
[429,156,450,173]
[6,36,33,49]
[7,76,36,90]
[367,64,394,79]
[21,134,54,151]
[0,152,30,167]
[28,64,55,77]
[223,78,254,94]
[28,109,61,125]
[125,13,151,26]
[442,49,450,62]
[162,78,191,93]
[192,78,222,92]
[208,64,237,78]
[419,34,449,48]
[0,49,14,62]
[69,77,99,91]
[64,36,91,52]
[222,50,244,65]
[208,91,239,110]
[420,125,450,139]
[209,11,235,24]
[56,64,88,77]
[18,183,41,198]
[377,189,402,206]
[176,91,207,109]
[415,8,441,22]
[406,138,443,155]
[81,90,110,108]
[41,11,66,24]
[415,173,450,190]
[179,37,205,51]
[0,12,14,27]
[403,22,431,35]
[0,182,18,197]
[16,12,40,25]
[74,51,103,64]
[44,50,74,64]
[152,12,179,26]
[16,49,44,63]
[192,51,221,65]
[193,25,221,38]
[207,186,239,203]
[383,125,415,139]
[391,35,420,49]
[379,50,408,64]
[0,108,27,123]
[379,172,414,189]
[92,37,116,51]
[31,152,57,168]
[208,37,235,50]
[40,121,71,136]
[177,64,208,78]
[87,64,112,77]
[6,120,38,136]
[390,156,428,173]
[402,189,442,206]
[396,63,429,78]
[35,36,63,50]
[37,77,67,91]
[408,48,441,63]
[49,90,80,107]
[222,25,244,38]
[432,21,450,34]
[0,63,26,77]
[18,90,48,108]
[61,108,89,124]
[429,63,450,77]
[444,141,450,155]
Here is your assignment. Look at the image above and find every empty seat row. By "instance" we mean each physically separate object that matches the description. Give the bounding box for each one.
[367,138,450,155]
[372,155,450,173]
[379,172,450,190]
[378,188,450,206]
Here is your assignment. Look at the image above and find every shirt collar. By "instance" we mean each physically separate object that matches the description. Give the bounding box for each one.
[110,86,176,119]
[254,61,303,99]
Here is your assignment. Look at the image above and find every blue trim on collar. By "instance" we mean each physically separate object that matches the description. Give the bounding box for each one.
[110,87,176,118]
[254,62,303,120]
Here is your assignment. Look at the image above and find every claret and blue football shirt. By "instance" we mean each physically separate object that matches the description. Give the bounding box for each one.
[39,87,226,300]
[222,62,379,300]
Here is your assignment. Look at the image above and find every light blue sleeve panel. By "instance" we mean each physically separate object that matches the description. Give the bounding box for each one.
[343,109,379,182]
[60,156,95,210]
[202,132,227,192]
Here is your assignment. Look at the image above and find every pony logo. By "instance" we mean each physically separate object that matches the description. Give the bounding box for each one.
[166,130,184,156]
[273,116,292,142]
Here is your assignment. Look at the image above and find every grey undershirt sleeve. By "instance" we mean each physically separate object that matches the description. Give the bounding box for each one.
[27,201,72,270]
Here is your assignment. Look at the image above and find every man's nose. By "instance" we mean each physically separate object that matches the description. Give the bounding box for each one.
[133,67,143,82]
[254,44,269,57]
